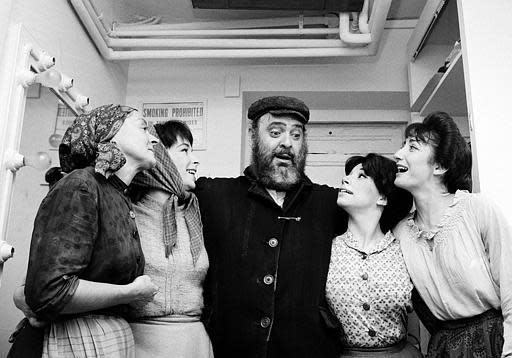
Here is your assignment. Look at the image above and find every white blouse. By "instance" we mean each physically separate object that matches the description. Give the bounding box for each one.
[395,190,512,356]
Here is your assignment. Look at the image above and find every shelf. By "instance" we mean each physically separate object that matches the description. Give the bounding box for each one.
[419,52,467,116]
[411,71,443,112]
[408,0,467,118]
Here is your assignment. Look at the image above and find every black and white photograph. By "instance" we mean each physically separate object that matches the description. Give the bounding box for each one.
[0,0,511,357]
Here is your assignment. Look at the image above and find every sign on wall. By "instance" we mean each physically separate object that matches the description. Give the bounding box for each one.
[48,102,75,149]
[142,101,207,150]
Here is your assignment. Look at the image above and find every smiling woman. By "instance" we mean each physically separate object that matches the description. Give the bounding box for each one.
[393,111,512,358]
[127,120,213,358]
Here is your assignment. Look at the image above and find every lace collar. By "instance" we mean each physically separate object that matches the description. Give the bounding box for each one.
[406,190,468,241]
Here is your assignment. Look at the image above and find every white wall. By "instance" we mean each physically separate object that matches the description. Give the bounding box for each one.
[126,28,413,178]
[0,90,60,355]
[0,0,13,59]
[458,0,512,216]
[0,1,128,355]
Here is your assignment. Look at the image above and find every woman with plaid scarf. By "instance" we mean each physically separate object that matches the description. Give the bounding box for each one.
[128,120,213,358]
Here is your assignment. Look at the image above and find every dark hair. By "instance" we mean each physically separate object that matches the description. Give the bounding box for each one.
[154,120,193,149]
[404,111,472,193]
[345,153,413,232]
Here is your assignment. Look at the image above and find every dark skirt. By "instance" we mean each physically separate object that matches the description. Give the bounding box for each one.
[412,289,504,358]
[340,339,424,357]
[7,318,44,358]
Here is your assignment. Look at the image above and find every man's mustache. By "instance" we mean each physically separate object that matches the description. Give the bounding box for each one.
[273,147,295,163]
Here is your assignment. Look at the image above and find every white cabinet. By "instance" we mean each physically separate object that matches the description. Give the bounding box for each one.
[407,0,468,117]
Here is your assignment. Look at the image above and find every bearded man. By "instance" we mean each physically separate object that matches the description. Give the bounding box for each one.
[195,96,348,358]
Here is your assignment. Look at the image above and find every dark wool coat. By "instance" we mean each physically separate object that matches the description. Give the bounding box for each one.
[195,166,347,358]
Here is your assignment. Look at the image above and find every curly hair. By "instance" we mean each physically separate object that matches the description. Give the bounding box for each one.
[404,111,472,193]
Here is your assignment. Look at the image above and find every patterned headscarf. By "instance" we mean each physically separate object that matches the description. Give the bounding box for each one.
[59,104,135,177]
[132,126,204,265]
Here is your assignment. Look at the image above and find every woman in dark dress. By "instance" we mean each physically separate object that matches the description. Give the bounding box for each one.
[9,104,160,357]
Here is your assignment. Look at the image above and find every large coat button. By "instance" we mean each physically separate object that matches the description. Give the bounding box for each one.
[263,275,274,285]
[260,317,271,328]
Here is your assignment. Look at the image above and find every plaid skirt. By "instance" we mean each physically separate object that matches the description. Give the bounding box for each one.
[43,314,135,358]
[412,289,504,358]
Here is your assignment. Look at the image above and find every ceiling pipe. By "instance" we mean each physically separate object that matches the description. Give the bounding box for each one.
[71,0,392,59]
[364,0,392,55]
[339,13,371,44]
[71,0,115,59]
[359,0,370,34]
[82,0,111,44]
[108,38,346,49]
[84,0,340,50]
[111,28,340,38]
[112,16,331,31]
[106,47,372,60]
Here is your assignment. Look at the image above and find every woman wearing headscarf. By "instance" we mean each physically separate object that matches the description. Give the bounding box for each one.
[127,120,213,357]
[11,104,160,357]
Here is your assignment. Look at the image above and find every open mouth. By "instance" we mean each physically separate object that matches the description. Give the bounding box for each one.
[186,169,197,176]
[339,188,353,195]
[275,154,293,161]
[396,164,408,174]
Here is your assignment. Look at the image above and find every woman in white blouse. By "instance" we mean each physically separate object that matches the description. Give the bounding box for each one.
[326,153,422,357]
[393,111,512,357]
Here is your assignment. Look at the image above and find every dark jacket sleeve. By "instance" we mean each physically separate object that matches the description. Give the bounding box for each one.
[25,175,99,321]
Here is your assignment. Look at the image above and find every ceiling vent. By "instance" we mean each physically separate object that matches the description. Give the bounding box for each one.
[191,0,364,12]
[70,0,392,60]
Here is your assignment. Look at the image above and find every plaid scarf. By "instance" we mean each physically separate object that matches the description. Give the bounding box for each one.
[132,126,204,265]
[59,104,135,176]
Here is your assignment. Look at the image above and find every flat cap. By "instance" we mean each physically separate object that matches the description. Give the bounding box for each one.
[248,96,309,123]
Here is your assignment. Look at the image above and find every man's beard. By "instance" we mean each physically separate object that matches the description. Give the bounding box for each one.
[252,136,308,191]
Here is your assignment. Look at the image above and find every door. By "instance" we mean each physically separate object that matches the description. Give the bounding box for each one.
[306,122,405,187]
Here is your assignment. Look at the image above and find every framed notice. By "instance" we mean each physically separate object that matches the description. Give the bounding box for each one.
[142,101,207,150]
[48,102,76,148]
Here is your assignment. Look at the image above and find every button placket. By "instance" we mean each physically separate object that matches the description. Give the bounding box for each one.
[359,251,371,314]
